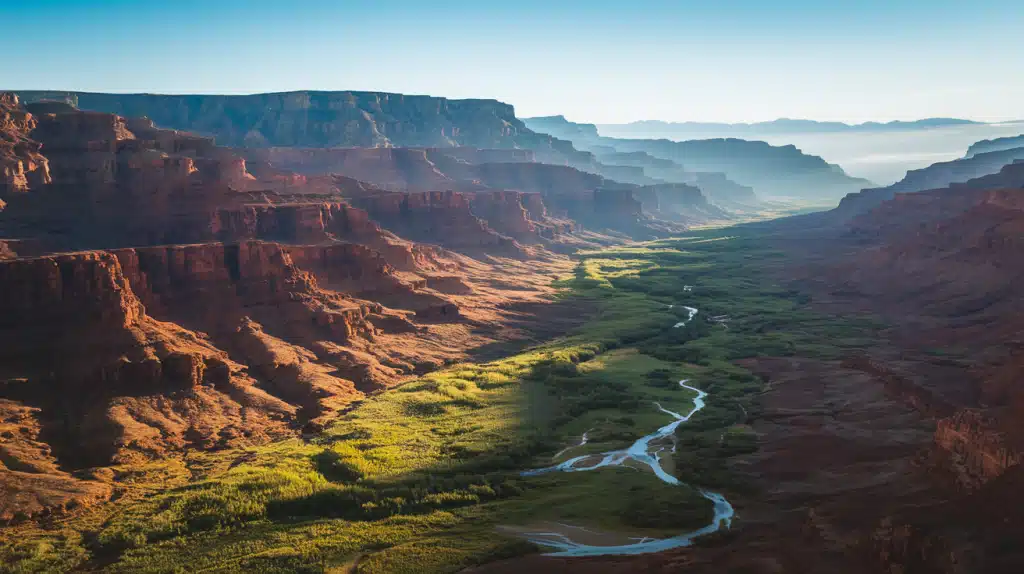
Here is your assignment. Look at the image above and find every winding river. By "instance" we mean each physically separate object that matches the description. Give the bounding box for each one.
[518,302,735,557]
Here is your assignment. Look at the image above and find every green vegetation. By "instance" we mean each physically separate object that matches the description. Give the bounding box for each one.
[0,230,880,573]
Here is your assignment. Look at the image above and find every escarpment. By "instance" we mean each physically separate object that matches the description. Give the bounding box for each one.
[13,91,589,166]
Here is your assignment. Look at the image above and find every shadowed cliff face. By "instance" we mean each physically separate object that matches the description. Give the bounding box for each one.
[633,183,731,224]
[752,167,1024,572]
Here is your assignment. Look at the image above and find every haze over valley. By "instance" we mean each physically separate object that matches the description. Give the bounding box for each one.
[599,119,1024,184]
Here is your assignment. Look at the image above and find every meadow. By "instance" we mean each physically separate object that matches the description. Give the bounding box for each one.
[0,229,881,573]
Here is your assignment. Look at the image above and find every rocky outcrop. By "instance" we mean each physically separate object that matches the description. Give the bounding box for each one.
[0,251,298,469]
[0,94,50,194]
[935,409,1022,490]
[241,142,695,235]
[468,190,537,239]
[805,167,1024,512]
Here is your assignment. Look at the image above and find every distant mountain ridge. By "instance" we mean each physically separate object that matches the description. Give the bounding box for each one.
[834,146,1024,218]
[525,115,872,199]
[966,133,1024,158]
[598,117,983,136]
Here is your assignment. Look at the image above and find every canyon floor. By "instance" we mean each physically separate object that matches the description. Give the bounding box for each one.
[3,224,952,574]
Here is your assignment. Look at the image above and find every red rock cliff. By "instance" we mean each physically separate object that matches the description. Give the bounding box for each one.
[0,94,50,194]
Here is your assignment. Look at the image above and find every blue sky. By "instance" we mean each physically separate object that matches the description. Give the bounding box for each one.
[2,0,1023,123]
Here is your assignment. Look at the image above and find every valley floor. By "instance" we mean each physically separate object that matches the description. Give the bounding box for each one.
[0,229,906,573]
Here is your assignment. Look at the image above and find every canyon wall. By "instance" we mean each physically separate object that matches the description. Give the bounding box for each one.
[0,94,50,194]
[836,151,1024,219]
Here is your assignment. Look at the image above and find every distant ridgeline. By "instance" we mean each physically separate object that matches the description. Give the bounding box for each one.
[595,117,983,137]
[966,133,1024,158]
[16,91,866,202]
[834,144,1024,218]
[525,115,872,200]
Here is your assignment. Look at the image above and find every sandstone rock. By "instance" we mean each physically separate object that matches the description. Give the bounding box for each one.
[0,93,50,194]
[935,409,1022,490]
[349,190,523,253]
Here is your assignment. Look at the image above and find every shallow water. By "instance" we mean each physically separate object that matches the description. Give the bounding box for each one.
[518,304,735,557]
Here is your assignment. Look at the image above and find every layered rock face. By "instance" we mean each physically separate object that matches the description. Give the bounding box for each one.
[0,233,482,523]
[520,115,601,141]
[0,251,296,472]
[633,183,730,223]
[468,191,537,239]
[13,90,593,166]
[244,147,459,191]
[252,148,656,238]
[0,94,50,194]
[349,190,521,252]
[0,101,399,251]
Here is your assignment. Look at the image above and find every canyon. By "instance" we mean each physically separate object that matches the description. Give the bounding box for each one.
[1,86,1023,574]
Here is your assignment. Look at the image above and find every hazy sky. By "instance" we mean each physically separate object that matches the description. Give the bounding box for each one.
[3,0,1023,124]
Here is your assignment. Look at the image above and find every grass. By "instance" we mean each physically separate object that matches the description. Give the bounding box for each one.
[0,228,882,573]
